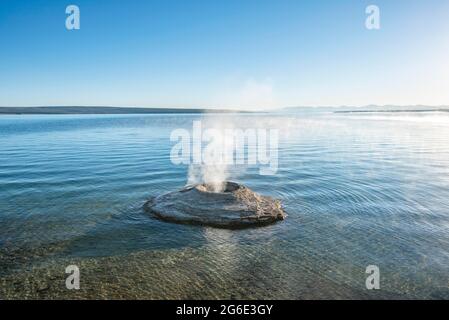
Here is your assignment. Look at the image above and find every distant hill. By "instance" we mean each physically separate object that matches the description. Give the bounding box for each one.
[282,105,449,113]
[2,105,448,115]
[0,106,243,115]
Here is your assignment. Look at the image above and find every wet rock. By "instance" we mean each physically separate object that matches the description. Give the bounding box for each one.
[144,181,286,229]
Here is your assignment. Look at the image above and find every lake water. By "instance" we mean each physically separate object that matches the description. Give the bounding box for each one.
[1,112,449,299]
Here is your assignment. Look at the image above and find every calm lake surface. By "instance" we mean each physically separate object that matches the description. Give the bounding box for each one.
[1,112,449,299]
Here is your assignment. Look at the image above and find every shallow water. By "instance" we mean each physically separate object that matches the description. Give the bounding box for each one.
[1,112,449,299]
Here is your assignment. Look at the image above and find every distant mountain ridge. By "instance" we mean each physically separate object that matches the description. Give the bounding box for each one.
[0,106,243,115]
[282,105,449,113]
[1,105,448,115]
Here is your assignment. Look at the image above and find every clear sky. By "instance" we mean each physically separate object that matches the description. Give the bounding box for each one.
[0,0,448,109]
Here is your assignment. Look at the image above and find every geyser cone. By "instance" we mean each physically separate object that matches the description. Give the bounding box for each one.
[144,181,286,229]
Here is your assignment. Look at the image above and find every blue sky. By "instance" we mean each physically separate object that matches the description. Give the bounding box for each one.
[0,0,448,109]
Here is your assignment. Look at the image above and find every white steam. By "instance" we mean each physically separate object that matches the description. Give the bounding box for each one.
[187,117,236,193]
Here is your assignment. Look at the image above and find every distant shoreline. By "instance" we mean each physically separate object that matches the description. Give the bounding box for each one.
[0,106,246,115]
[1,106,448,115]
[334,109,449,114]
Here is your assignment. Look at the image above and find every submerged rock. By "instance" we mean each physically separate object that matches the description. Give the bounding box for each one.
[144,181,286,229]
